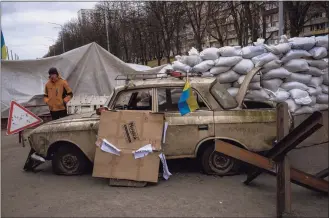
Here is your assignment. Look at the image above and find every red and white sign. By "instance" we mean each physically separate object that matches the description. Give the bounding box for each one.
[6,101,43,135]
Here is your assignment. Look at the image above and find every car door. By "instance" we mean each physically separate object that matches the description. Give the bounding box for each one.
[156,87,215,158]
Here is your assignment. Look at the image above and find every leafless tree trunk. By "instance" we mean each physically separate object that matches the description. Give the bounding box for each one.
[184,2,211,51]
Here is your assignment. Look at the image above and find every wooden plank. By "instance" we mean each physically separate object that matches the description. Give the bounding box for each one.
[215,140,329,193]
[215,140,275,171]
[109,179,147,187]
[290,168,329,193]
[276,103,291,217]
[315,168,329,179]
[245,111,323,184]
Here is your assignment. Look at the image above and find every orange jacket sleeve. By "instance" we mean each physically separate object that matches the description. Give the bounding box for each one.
[63,80,73,103]
[44,85,50,104]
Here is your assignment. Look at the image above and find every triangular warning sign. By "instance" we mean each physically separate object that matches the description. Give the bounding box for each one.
[6,101,43,135]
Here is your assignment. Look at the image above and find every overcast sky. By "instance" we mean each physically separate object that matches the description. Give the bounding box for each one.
[1,1,97,60]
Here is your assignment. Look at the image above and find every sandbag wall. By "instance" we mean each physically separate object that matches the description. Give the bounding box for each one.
[169,35,329,115]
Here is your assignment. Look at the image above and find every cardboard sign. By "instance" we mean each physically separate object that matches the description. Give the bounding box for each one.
[6,101,43,135]
[92,111,164,183]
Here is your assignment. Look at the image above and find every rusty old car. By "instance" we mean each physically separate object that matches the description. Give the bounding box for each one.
[22,68,287,176]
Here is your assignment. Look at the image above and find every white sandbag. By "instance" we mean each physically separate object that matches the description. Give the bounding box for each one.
[308,76,323,88]
[262,67,292,80]
[283,59,309,73]
[307,66,324,76]
[315,35,328,49]
[233,81,240,88]
[218,46,242,57]
[263,43,291,55]
[308,47,328,60]
[210,66,231,75]
[266,88,290,102]
[280,49,312,63]
[241,45,266,59]
[188,47,199,56]
[227,87,239,97]
[201,72,214,77]
[177,55,202,67]
[306,59,328,70]
[192,60,215,73]
[261,79,283,92]
[295,96,312,105]
[281,81,309,91]
[245,89,270,101]
[217,70,240,83]
[249,82,262,90]
[289,89,309,99]
[172,61,192,73]
[289,89,312,105]
[232,59,255,75]
[238,74,261,84]
[323,70,329,85]
[288,36,316,50]
[285,99,301,113]
[312,104,329,111]
[262,60,283,72]
[294,106,315,115]
[252,52,279,67]
[214,56,243,67]
[286,72,312,85]
[321,84,328,94]
[316,94,328,104]
[200,48,220,60]
[307,86,322,96]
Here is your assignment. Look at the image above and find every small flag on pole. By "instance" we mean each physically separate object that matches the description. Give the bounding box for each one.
[1,31,8,60]
[178,80,199,116]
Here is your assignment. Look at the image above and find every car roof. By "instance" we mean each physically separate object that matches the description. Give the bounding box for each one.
[114,77,217,91]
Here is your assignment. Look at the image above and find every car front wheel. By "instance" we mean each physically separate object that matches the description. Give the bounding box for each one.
[52,145,89,175]
[201,144,240,176]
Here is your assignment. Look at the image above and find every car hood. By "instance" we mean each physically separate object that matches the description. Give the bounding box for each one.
[46,112,100,124]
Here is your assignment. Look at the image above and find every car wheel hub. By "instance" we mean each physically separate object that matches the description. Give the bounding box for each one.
[212,153,231,169]
[61,154,78,170]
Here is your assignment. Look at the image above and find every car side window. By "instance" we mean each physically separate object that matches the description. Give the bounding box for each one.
[114,89,152,110]
[158,88,209,112]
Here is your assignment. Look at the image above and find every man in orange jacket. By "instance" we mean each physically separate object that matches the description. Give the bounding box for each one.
[44,67,73,120]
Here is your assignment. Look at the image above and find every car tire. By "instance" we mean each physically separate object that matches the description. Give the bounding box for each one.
[201,144,240,176]
[52,145,88,175]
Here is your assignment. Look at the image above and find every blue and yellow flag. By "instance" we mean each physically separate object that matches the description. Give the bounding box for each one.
[1,31,8,60]
[178,80,199,116]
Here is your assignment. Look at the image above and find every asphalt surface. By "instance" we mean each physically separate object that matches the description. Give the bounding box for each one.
[1,130,328,217]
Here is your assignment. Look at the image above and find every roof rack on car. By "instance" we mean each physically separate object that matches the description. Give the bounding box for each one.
[115,72,205,81]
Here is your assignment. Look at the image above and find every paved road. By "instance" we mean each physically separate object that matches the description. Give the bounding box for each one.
[1,131,328,217]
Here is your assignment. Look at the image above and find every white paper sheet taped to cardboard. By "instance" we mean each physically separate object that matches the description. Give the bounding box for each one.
[163,122,169,144]
[159,153,172,180]
[100,139,121,156]
[132,144,153,159]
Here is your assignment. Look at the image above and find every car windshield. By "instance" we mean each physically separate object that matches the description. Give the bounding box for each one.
[210,81,238,109]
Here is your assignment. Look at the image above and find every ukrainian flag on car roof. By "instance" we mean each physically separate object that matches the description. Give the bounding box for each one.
[178,80,199,116]
[1,31,7,60]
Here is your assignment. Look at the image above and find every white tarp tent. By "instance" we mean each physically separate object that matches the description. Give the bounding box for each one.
[1,42,166,118]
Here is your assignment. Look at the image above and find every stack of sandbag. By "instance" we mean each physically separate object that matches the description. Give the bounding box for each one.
[274,36,329,115]
[169,35,328,114]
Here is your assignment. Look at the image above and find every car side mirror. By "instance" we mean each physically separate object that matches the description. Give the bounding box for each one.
[96,107,109,115]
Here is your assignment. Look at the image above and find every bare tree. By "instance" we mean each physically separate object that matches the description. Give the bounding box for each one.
[284,2,313,37]
[184,1,211,51]
[206,2,228,47]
